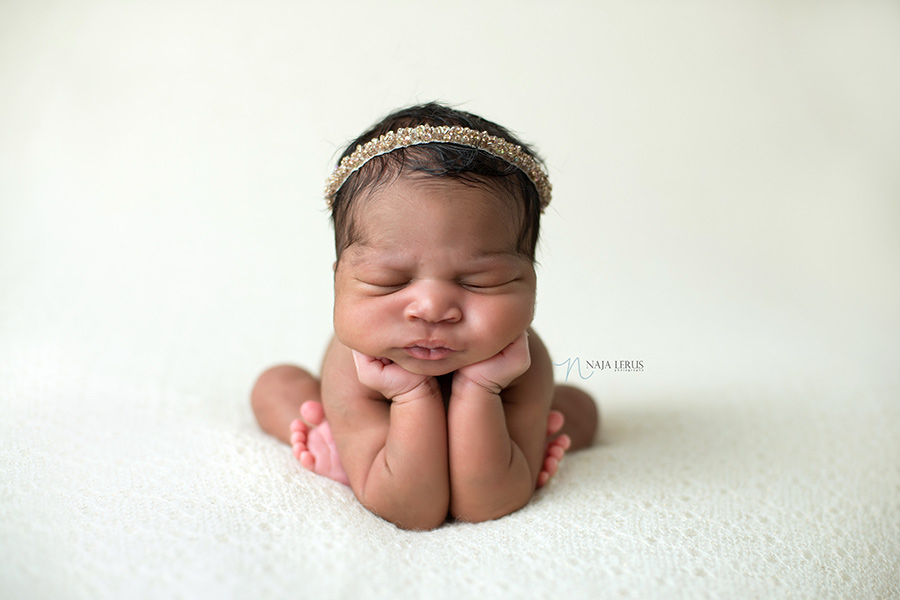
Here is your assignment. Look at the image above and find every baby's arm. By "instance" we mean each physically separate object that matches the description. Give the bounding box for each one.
[321,339,449,530]
[447,329,554,523]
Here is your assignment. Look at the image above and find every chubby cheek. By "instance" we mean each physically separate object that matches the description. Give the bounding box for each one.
[332,282,536,362]
[466,294,535,353]
[333,293,400,352]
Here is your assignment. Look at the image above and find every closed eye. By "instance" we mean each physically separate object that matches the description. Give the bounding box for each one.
[459,278,518,291]
[359,279,410,293]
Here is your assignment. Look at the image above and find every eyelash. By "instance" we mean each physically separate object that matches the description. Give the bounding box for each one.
[364,281,408,291]
[461,282,498,290]
[363,280,514,292]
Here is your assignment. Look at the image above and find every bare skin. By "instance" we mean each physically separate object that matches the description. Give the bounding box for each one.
[289,400,570,490]
[251,174,600,530]
[251,355,597,495]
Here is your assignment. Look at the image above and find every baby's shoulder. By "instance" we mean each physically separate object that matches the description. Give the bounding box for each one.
[320,334,345,372]
[525,327,553,374]
[320,336,361,396]
[320,335,389,409]
[505,327,554,395]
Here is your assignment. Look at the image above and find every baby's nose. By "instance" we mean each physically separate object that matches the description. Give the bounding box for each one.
[403,280,462,324]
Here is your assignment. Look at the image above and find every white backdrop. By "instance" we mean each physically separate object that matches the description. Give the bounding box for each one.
[2,1,899,599]
[2,1,897,396]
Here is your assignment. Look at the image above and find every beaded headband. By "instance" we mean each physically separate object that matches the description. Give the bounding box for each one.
[324,125,552,210]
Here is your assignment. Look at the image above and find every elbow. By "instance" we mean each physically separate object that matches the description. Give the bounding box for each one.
[451,490,531,525]
[392,512,448,531]
[367,502,448,531]
[358,481,450,531]
[452,505,524,525]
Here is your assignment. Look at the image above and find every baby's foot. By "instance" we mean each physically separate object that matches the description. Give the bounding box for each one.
[290,401,350,486]
[537,410,571,489]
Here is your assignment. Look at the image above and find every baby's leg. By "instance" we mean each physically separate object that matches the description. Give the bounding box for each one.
[550,385,599,451]
[251,365,321,444]
[250,365,349,485]
[290,402,349,485]
[537,411,570,489]
[536,386,599,488]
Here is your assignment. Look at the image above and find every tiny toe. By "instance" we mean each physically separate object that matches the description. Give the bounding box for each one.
[537,472,550,488]
[546,410,565,436]
[544,456,559,473]
[557,434,571,450]
[300,401,325,425]
[299,450,316,471]
[548,445,565,460]
[290,430,306,445]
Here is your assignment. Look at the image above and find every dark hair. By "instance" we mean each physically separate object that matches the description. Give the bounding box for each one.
[329,102,546,262]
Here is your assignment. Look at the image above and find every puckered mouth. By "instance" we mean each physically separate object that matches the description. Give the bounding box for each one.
[402,344,455,361]
[406,339,456,351]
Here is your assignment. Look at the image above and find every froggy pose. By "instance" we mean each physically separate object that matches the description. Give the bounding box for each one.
[251,103,598,530]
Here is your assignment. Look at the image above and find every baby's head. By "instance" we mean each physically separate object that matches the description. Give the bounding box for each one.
[326,102,550,264]
[325,103,552,375]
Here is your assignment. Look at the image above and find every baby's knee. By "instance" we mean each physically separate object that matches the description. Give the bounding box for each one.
[552,385,600,449]
[250,365,314,412]
[554,385,596,412]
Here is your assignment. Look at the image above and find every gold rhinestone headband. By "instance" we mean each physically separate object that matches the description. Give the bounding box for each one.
[324,125,552,210]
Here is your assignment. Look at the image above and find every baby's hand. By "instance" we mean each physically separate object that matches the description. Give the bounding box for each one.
[352,351,435,403]
[454,331,531,395]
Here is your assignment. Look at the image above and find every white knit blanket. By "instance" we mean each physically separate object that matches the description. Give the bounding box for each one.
[3,349,898,599]
[2,1,898,598]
